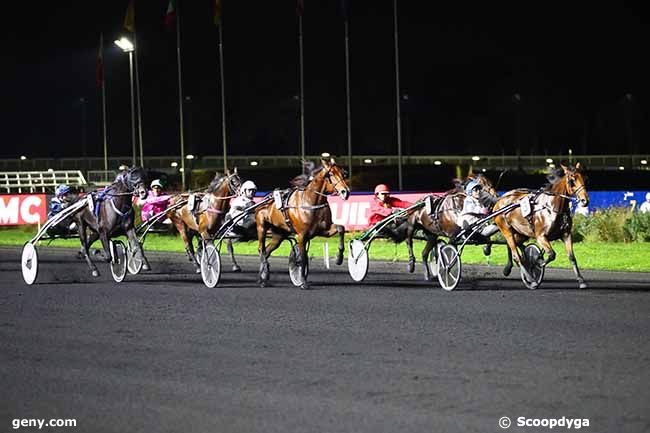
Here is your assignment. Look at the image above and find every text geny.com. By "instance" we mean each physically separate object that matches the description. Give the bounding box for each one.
[12,418,76,430]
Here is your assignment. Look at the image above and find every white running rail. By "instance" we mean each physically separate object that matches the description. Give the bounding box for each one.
[0,171,87,193]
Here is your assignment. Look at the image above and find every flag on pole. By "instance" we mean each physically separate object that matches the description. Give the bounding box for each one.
[124,0,135,32]
[96,34,104,87]
[214,0,222,26]
[164,0,176,28]
[296,0,304,17]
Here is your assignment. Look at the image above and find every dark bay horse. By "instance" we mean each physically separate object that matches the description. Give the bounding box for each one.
[255,159,350,289]
[73,167,149,277]
[167,170,241,272]
[403,173,498,281]
[493,163,590,288]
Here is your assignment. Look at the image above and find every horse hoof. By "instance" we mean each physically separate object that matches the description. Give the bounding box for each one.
[195,268,201,274]
[407,262,415,273]
[258,280,268,288]
[335,254,344,266]
[579,282,588,289]
[142,263,151,271]
[92,270,100,277]
[503,266,512,277]
[232,265,242,273]
[300,283,311,290]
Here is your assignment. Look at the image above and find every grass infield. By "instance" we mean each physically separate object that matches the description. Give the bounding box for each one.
[2,226,649,273]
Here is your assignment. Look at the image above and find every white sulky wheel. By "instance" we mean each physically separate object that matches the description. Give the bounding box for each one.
[110,240,128,283]
[127,243,144,275]
[347,239,369,282]
[201,243,221,288]
[426,239,447,280]
[288,244,309,287]
[520,244,545,290]
[21,242,39,285]
[437,244,462,291]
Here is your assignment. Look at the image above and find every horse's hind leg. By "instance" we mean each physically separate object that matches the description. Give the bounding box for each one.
[421,237,436,281]
[227,239,241,272]
[258,230,283,287]
[405,227,416,273]
[179,224,200,272]
[78,221,99,277]
[563,232,587,289]
[322,223,345,265]
[495,215,521,277]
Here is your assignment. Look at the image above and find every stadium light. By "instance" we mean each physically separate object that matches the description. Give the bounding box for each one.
[20,155,27,160]
[118,164,128,170]
[471,156,480,161]
[170,162,178,167]
[321,152,330,158]
[114,37,134,53]
[641,160,648,165]
[47,168,54,172]
[618,166,625,171]
[546,158,553,164]
[185,154,195,160]
[363,159,373,164]
[434,160,442,166]
[250,161,259,166]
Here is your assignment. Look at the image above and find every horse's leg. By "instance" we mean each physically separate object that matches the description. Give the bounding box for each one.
[79,229,99,260]
[259,232,284,287]
[563,232,587,289]
[178,223,200,271]
[321,223,345,265]
[535,234,556,267]
[421,237,436,281]
[405,226,416,273]
[295,234,311,290]
[227,239,241,272]
[495,215,522,277]
[78,220,99,277]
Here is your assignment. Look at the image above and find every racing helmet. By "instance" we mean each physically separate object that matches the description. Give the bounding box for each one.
[241,180,257,198]
[374,184,390,195]
[464,180,481,195]
[55,184,71,197]
[150,179,163,189]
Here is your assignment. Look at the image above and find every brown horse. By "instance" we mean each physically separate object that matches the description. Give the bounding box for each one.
[404,173,498,281]
[255,159,350,289]
[493,163,589,288]
[167,170,241,272]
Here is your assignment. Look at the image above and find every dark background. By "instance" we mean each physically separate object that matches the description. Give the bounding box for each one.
[2,1,648,160]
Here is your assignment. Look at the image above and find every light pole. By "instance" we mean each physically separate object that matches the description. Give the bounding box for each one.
[114,37,137,167]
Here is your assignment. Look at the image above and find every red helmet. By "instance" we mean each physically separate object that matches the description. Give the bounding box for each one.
[374,184,390,195]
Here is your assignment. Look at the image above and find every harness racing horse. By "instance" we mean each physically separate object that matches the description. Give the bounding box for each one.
[73,167,149,277]
[255,159,350,289]
[492,163,590,288]
[403,173,499,281]
[167,170,241,272]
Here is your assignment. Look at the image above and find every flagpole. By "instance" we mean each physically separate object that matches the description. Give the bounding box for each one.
[218,24,228,173]
[134,30,144,167]
[393,0,403,190]
[100,34,108,174]
[298,13,305,164]
[343,11,352,182]
[176,0,186,190]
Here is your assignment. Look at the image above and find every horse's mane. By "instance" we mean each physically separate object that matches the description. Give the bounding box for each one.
[290,161,323,188]
[206,173,225,193]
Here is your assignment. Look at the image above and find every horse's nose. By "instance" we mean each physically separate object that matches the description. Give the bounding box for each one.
[340,189,350,200]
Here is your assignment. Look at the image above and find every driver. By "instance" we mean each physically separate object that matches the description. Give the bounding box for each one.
[226,180,258,236]
[140,179,172,223]
[368,184,413,241]
[47,184,77,236]
[458,180,499,240]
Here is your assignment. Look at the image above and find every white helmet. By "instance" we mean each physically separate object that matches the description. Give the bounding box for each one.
[241,180,257,191]
[150,179,163,189]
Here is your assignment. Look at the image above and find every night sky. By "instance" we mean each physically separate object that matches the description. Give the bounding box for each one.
[3,1,648,160]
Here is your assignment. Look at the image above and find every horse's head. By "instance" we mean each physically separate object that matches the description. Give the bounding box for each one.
[320,158,350,200]
[117,166,148,199]
[472,173,497,197]
[561,162,589,207]
[224,167,242,195]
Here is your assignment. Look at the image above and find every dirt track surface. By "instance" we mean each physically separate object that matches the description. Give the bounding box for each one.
[1,246,649,433]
